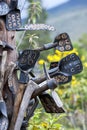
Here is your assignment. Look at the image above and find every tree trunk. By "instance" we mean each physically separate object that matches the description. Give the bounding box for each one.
[0,8,18,129]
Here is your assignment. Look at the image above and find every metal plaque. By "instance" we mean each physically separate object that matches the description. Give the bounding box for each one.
[54,33,73,51]
[59,53,83,76]
[0,1,10,16]
[39,93,65,113]
[10,0,18,10]
[18,71,29,84]
[49,62,72,84]
[53,74,72,84]
[0,115,8,130]
[18,50,40,71]
[6,9,21,30]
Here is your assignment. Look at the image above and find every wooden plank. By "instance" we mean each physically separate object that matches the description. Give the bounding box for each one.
[14,80,38,130]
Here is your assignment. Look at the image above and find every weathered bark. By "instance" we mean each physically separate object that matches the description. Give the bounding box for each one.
[14,80,38,130]
[9,84,26,130]
[0,9,18,129]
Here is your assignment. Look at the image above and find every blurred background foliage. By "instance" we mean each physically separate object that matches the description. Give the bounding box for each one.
[17,0,87,129]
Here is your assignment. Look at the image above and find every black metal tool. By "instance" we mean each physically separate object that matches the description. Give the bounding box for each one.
[39,92,65,113]
[0,40,13,62]
[18,71,29,84]
[10,0,18,10]
[10,69,29,129]
[6,9,21,30]
[0,40,14,50]
[0,101,7,118]
[49,61,72,84]
[38,64,65,113]
[33,53,82,86]
[0,1,10,16]
[49,53,83,76]
[54,32,73,51]
[22,97,39,129]
[0,114,8,130]
[51,73,72,85]
[35,34,73,52]
[17,49,40,71]
[17,33,73,72]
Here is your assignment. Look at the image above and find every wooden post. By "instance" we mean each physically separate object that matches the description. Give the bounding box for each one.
[0,0,18,129]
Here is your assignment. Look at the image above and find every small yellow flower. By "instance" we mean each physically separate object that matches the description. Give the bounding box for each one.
[53,54,61,62]
[84,62,87,67]
[55,50,62,56]
[47,55,53,62]
[71,78,80,87]
[67,48,78,55]
[72,76,76,80]
[71,76,77,87]
[58,89,63,96]
[38,59,45,65]
[81,56,85,61]
[62,53,68,58]
[41,122,48,128]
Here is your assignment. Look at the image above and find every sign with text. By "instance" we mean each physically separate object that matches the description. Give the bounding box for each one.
[6,9,21,30]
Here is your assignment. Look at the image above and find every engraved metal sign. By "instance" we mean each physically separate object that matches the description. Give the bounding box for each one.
[6,9,21,30]
[0,1,10,16]
[59,53,83,76]
[18,71,29,84]
[49,53,83,77]
[10,0,18,9]
[49,62,72,84]
[53,74,72,84]
[39,93,65,113]
[54,33,73,51]
[18,50,40,71]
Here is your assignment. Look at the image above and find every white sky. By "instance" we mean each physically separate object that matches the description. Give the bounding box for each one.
[42,0,70,9]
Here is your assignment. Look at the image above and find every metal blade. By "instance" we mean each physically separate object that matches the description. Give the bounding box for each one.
[0,101,7,118]
[0,115,8,130]
[39,93,65,113]
[51,90,63,107]
[6,9,21,30]
[10,0,18,9]
[17,50,40,71]
[49,53,83,76]
[49,62,72,84]
[54,33,73,51]
[59,53,83,76]
[18,71,29,84]
[0,2,10,16]
[22,98,39,128]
